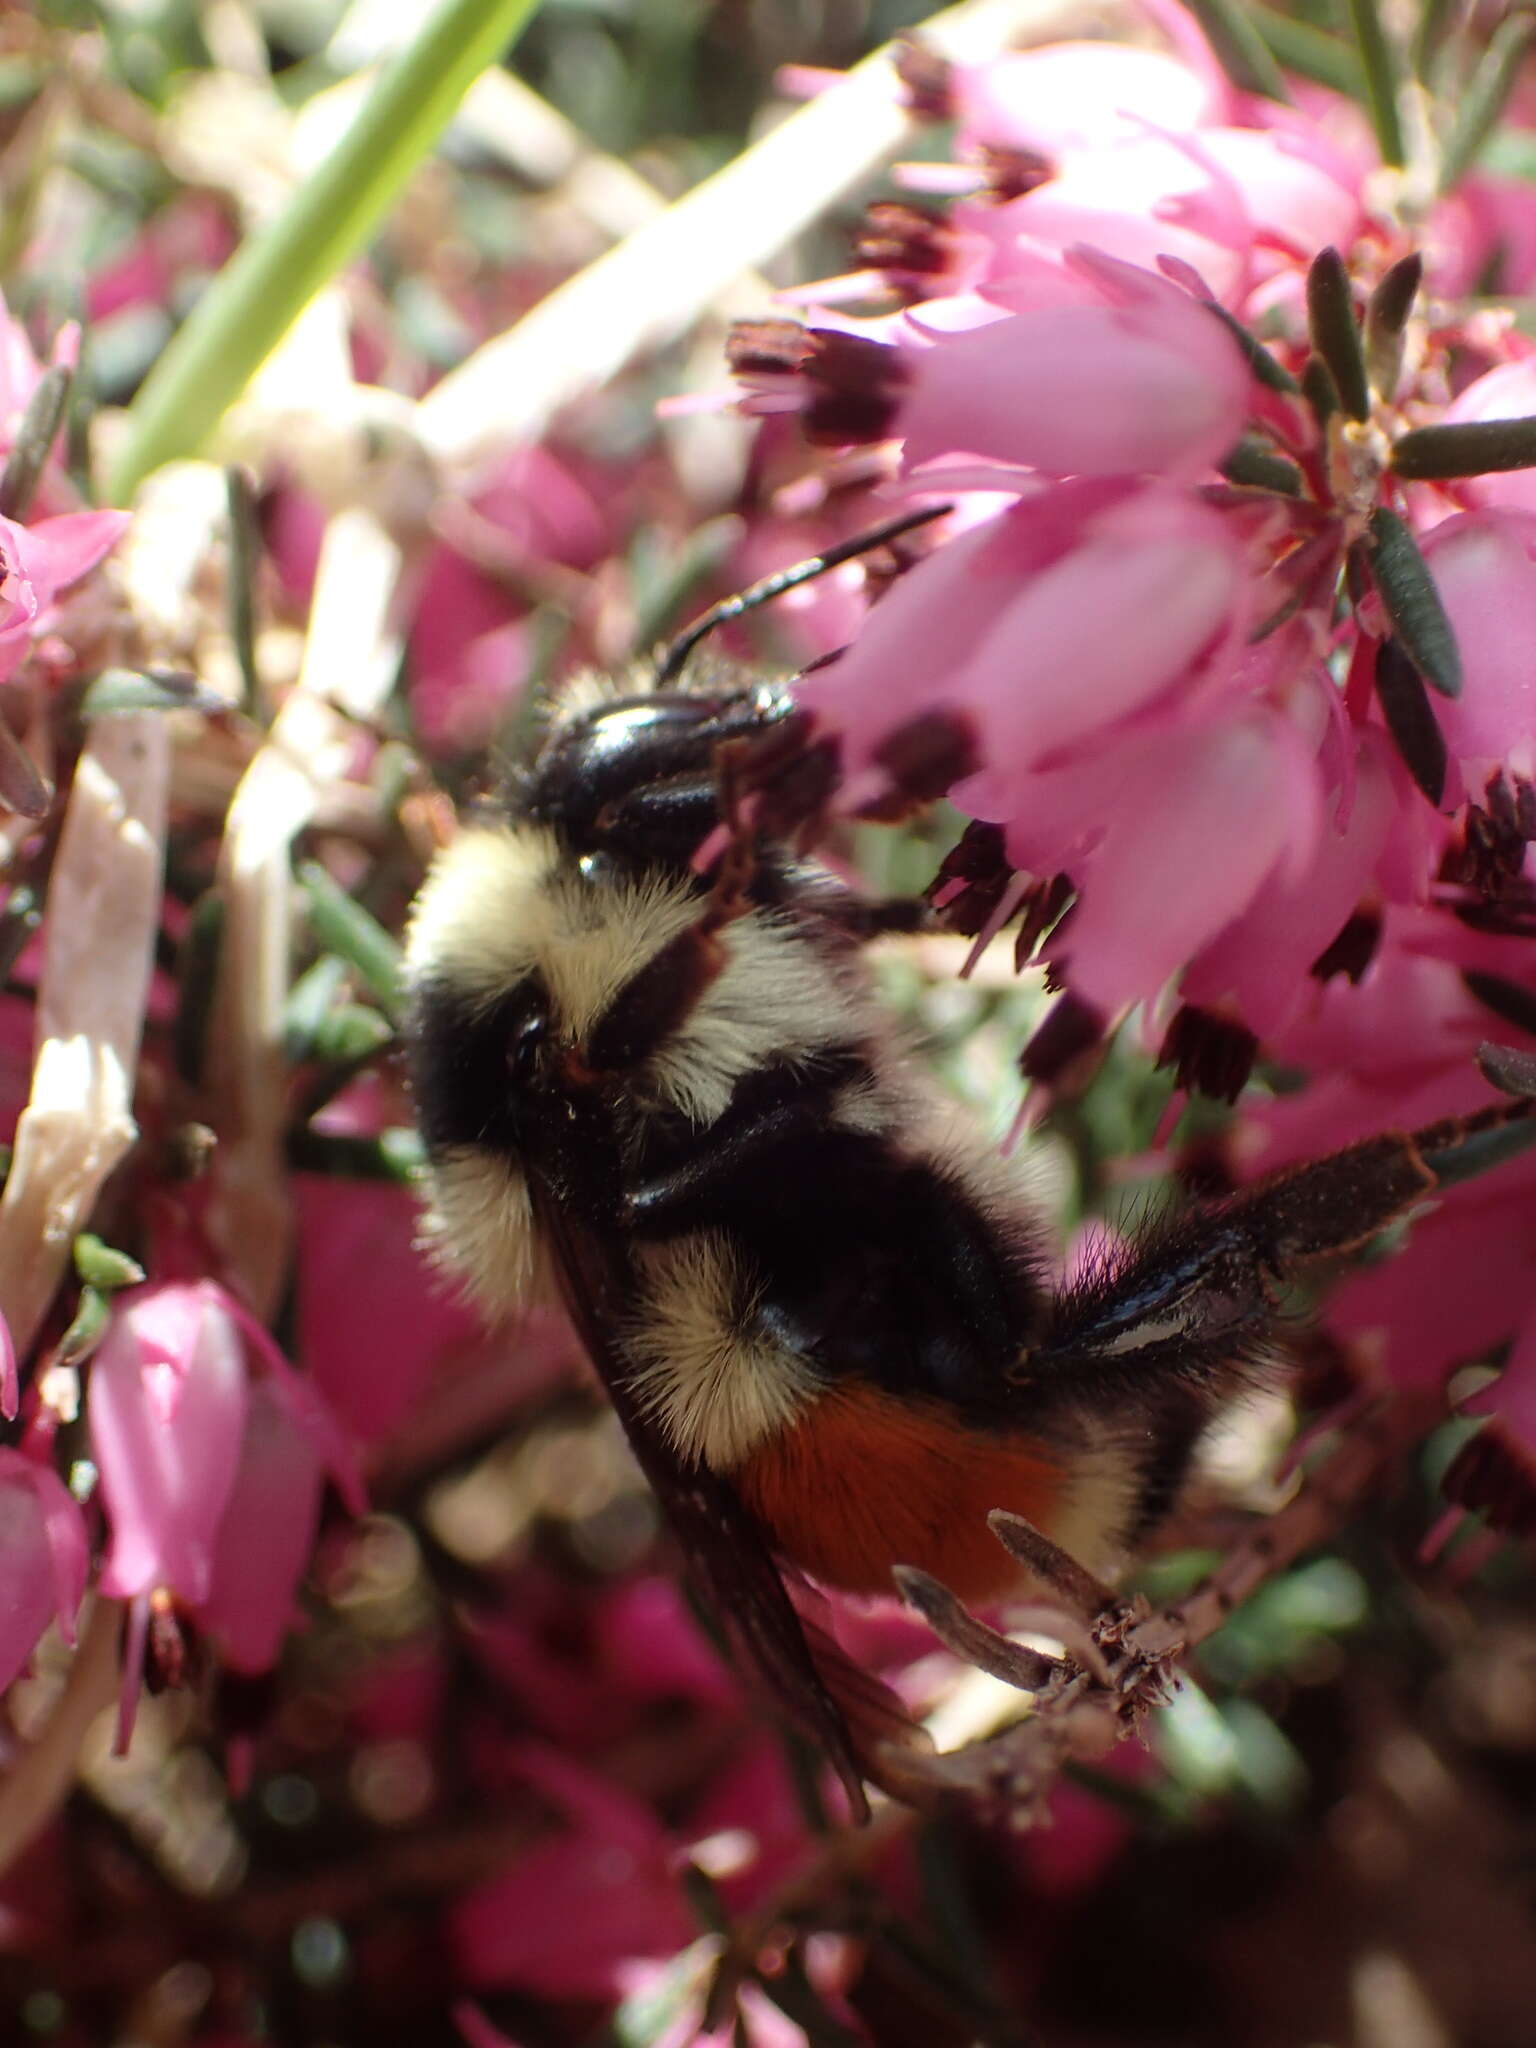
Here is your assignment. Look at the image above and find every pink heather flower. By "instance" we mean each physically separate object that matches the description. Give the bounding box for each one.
[943,40,1225,159]
[294,1171,484,1442]
[1430,172,1536,300]
[967,129,1258,308]
[803,481,1249,815]
[91,1281,250,1611]
[193,1378,328,1674]
[0,1448,87,1689]
[1440,357,1536,515]
[0,509,131,686]
[449,1745,693,1998]
[1418,509,1536,799]
[1032,700,1322,1016]
[1177,726,1401,1039]
[90,1279,360,1732]
[900,248,1250,480]
[409,444,613,751]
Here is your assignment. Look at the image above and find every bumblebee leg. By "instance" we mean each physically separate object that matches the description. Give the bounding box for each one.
[584,919,731,1072]
[1030,1110,1536,1400]
[621,1098,873,1236]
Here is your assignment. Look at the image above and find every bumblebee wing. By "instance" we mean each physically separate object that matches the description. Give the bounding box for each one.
[532,1188,873,1819]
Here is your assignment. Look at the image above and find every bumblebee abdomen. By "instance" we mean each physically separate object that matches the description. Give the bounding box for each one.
[734,1382,1069,1604]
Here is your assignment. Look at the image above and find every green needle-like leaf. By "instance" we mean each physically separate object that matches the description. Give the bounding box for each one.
[1440,13,1536,192]
[1393,415,1536,480]
[107,0,543,503]
[79,669,226,718]
[1373,635,1447,804]
[1367,512,1462,698]
[1220,438,1304,496]
[1249,4,1365,98]
[1306,248,1370,421]
[1203,302,1301,394]
[1365,252,1421,401]
[298,861,404,1019]
[225,465,264,719]
[0,365,70,520]
[1185,0,1290,101]
[1345,0,1406,167]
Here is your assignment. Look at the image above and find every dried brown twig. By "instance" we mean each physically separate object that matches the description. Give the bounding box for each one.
[880,1400,1422,1820]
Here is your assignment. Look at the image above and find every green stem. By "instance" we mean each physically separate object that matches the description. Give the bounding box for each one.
[107,0,542,504]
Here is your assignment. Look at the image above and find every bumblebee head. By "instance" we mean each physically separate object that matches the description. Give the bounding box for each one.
[519,678,796,870]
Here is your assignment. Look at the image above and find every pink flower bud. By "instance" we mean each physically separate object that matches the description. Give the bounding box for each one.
[0,1448,87,1689]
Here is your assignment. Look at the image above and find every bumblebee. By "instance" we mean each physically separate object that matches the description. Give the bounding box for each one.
[402,517,1527,1802]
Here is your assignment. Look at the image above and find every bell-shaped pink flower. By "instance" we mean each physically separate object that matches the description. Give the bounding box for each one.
[1036,703,1322,1015]
[1419,508,1536,798]
[90,1278,361,1733]
[900,249,1250,481]
[91,1280,249,1610]
[946,41,1223,159]
[1430,172,1536,300]
[0,1448,87,1689]
[977,130,1255,306]
[193,1380,325,1674]
[1179,727,1399,1038]
[1440,355,1536,515]
[805,481,1249,815]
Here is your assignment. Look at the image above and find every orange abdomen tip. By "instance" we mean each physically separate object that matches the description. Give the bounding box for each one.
[735,1382,1066,1606]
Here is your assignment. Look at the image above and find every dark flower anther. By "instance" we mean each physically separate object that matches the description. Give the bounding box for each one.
[1311,906,1382,984]
[727,321,908,446]
[892,38,954,121]
[1156,1003,1259,1103]
[1442,1419,1536,1537]
[863,707,979,816]
[1019,990,1106,1092]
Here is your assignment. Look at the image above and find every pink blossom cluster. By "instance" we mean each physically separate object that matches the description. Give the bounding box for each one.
[735,7,1536,1530]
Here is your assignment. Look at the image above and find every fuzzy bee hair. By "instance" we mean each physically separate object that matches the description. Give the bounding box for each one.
[404,779,1059,1487]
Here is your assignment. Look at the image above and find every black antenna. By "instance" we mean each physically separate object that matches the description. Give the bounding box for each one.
[653,501,952,688]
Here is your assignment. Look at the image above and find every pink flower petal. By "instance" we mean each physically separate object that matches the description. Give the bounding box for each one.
[0,1450,88,1688]
[91,1283,248,1605]
[1420,509,1536,787]
[949,42,1220,157]
[0,1308,14,1420]
[194,1381,324,1673]
[1046,710,1322,1014]
[901,252,1249,481]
